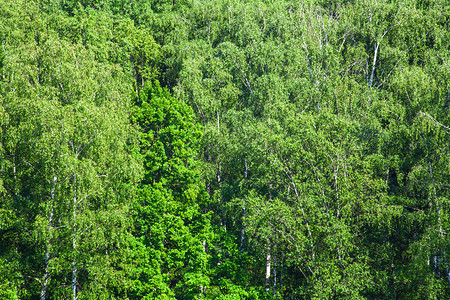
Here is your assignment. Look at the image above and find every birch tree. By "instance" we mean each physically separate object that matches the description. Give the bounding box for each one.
[0,7,142,297]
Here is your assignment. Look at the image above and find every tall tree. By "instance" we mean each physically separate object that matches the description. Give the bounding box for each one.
[0,3,142,297]
[131,81,211,299]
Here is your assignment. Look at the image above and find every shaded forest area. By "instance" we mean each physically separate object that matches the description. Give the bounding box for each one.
[0,0,449,299]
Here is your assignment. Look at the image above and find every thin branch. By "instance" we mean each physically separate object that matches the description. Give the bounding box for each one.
[419,112,450,133]
[23,275,42,284]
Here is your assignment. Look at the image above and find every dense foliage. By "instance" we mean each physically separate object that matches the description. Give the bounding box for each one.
[0,0,449,299]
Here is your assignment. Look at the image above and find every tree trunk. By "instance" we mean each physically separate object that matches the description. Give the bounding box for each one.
[279,255,283,292]
[240,159,247,253]
[427,157,448,283]
[285,170,315,260]
[199,240,207,298]
[240,205,245,253]
[265,245,271,293]
[444,255,450,284]
[40,175,57,300]
[72,173,77,300]
[273,254,277,297]
[369,41,379,88]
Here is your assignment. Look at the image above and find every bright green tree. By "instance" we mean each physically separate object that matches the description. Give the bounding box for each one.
[131,81,211,299]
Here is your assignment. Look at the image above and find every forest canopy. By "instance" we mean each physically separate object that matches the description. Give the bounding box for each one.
[0,0,449,299]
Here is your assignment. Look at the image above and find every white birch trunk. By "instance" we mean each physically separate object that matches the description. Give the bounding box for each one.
[216,110,226,230]
[284,170,315,260]
[279,255,283,291]
[265,246,271,293]
[217,110,220,134]
[13,155,16,188]
[40,175,57,300]
[240,205,245,253]
[72,173,77,300]
[428,159,447,283]
[444,255,450,283]
[199,240,207,297]
[333,161,340,218]
[240,159,247,253]
[272,254,277,297]
[332,162,343,262]
[369,41,379,88]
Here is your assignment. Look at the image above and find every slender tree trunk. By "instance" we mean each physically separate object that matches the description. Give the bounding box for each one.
[240,205,246,253]
[216,110,220,134]
[424,144,450,297]
[72,173,77,300]
[279,255,283,292]
[216,110,226,230]
[13,154,18,195]
[218,163,226,230]
[332,162,344,263]
[391,262,396,299]
[240,159,247,253]
[444,255,450,284]
[265,245,271,293]
[199,240,207,298]
[333,161,340,219]
[273,254,277,297]
[369,41,379,88]
[40,175,57,300]
[285,170,315,260]
[427,157,447,282]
